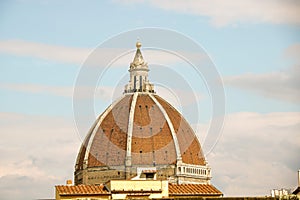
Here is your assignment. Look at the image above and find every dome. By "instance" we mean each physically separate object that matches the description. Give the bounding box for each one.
[74,42,211,185]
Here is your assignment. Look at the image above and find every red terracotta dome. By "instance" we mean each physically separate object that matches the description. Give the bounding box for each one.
[74,42,211,185]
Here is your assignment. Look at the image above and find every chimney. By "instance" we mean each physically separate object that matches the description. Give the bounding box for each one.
[66,179,72,186]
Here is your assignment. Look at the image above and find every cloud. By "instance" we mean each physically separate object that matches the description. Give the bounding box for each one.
[224,65,300,104]
[0,39,204,66]
[0,83,115,101]
[119,0,300,27]
[0,112,80,199]
[0,82,205,108]
[0,39,91,64]
[223,43,300,104]
[157,86,203,104]
[284,43,300,62]
[0,40,131,67]
[0,175,56,200]
[202,112,300,196]
[0,83,72,97]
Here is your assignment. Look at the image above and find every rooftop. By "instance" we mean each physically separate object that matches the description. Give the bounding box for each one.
[55,184,109,196]
[169,183,223,196]
[55,183,222,196]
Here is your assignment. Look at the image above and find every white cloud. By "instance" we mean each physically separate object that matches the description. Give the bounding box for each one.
[0,39,91,64]
[0,40,131,67]
[0,39,204,66]
[202,112,300,196]
[156,85,204,110]
[0,112,81,199]
[0,83,72,97]
[224,65,300,103]
[0,83,115,101]
[119,0,300,27]
[285,43,300,62]
[224,43,300,104]
[0,175,56,200]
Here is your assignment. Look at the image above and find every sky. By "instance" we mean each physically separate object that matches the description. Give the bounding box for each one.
[0,0,300,199]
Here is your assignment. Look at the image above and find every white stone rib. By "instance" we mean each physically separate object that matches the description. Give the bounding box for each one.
[149,94,182,161]
[75,115,100,168]
[83,96,125,168]
[125,92,138,165]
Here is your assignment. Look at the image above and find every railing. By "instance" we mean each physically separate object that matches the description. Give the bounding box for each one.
[177,163,211,178]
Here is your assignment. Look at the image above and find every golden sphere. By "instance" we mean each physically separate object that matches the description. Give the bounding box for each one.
[136,41,142,48]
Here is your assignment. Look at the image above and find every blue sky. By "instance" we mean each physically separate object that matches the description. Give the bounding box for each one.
[0,0,300,199]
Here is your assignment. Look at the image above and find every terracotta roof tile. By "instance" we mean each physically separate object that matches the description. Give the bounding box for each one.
[169,184,222,196]
[55,185,109,195]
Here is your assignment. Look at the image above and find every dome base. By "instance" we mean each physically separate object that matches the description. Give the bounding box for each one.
[74,162,211,185]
